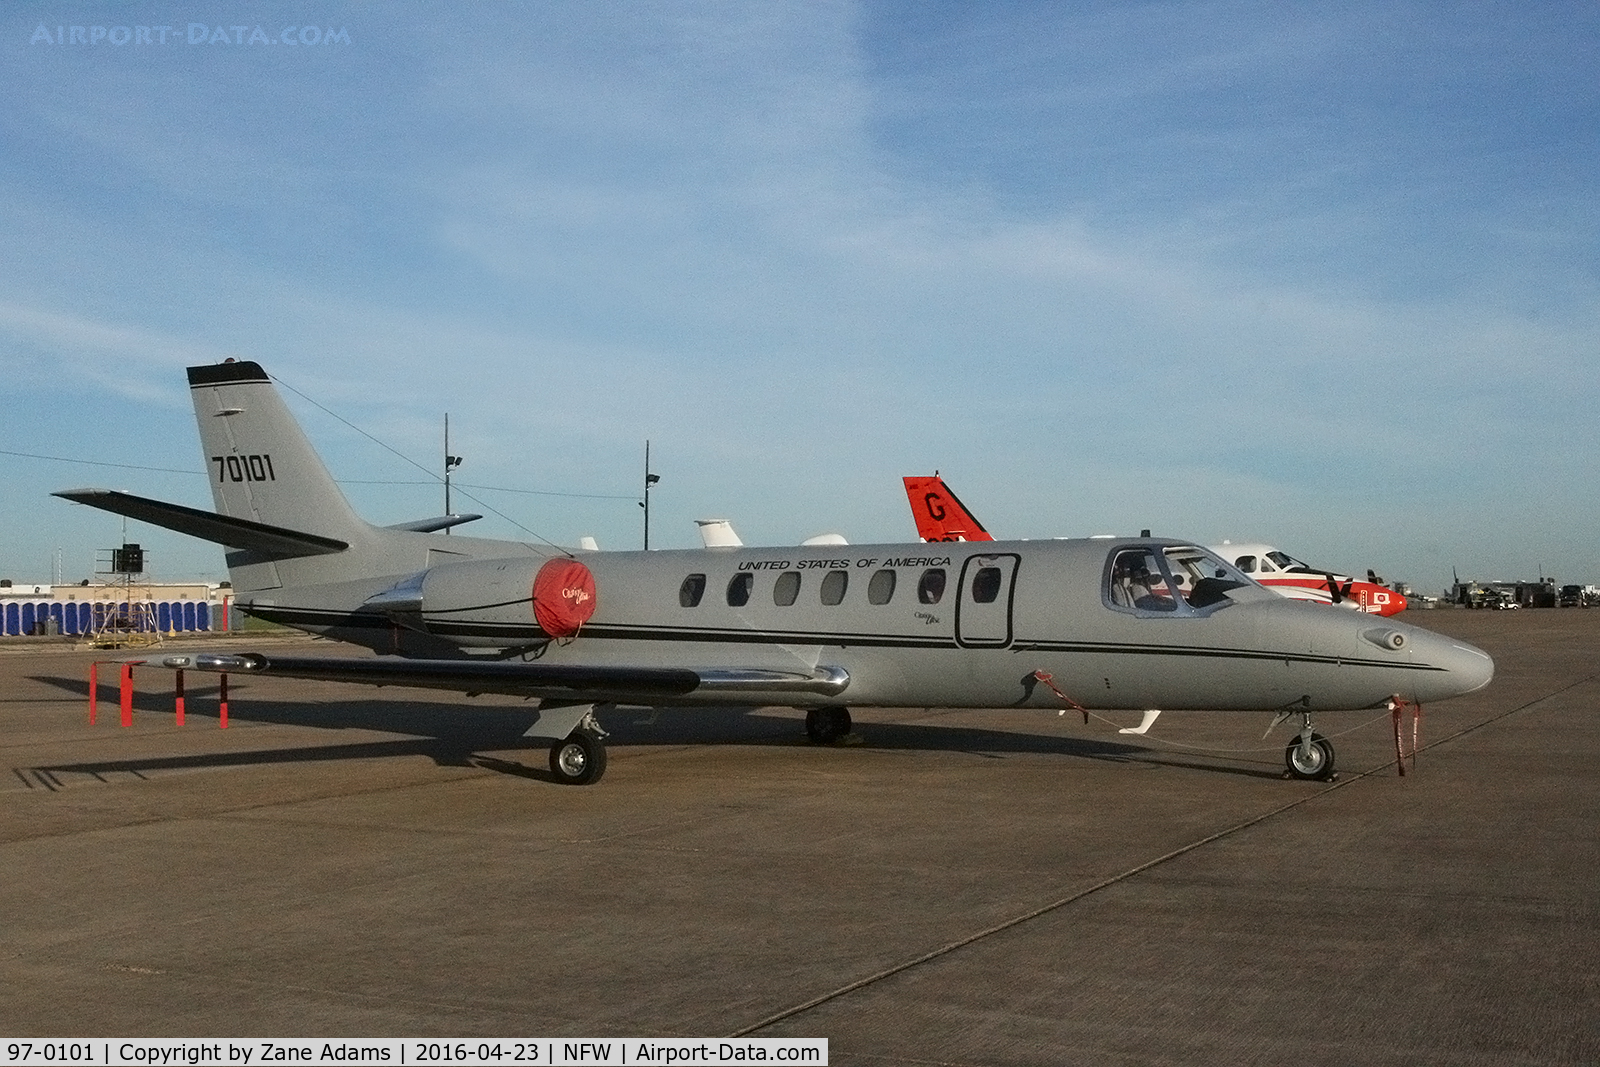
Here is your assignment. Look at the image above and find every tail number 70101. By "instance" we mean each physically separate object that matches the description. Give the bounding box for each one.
[213,453,276,483]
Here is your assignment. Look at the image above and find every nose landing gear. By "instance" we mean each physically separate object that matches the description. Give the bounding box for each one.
[1276,709,1336,781]
[1284,730,1335,780]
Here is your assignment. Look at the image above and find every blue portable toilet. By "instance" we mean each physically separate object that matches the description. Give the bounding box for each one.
[20,602,36,635]
[3,602,17,635]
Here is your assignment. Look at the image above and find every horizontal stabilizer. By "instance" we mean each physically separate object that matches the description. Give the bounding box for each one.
[383,514,483,533]
[53,489,348,557]
[158,652,850,702]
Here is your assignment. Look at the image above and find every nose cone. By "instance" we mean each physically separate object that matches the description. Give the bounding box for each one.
[1404,627,1495,702]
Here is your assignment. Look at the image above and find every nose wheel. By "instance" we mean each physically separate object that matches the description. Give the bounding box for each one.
[1283,731,1335,780]
[1271,708,1337,781]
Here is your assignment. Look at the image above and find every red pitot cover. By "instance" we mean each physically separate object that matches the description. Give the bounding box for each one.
[532,558,598,639]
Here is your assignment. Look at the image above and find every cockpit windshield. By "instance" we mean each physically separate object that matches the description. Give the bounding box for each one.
[1106,545,1256,616]
[1265,550,1327,575]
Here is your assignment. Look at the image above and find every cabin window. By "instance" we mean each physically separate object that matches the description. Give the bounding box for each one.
[773,570,800,606]
[971,566,1003,604]
[820,570,848,606]
[918,567,947,604]
[679,573,707,607]
[1236,555,1257,573]
[867,568,896,605]
[726,572,753,607]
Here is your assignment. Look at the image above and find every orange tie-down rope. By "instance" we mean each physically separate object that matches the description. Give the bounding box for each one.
[1390,696,1422,776]
[1031,670,1089,724]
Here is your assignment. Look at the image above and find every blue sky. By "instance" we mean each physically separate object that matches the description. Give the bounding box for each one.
[3,1,1597,592]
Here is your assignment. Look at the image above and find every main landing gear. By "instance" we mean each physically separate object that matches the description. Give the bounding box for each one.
[805,706,852,745]
[549,727,608,785]
[1280,710,1336,781]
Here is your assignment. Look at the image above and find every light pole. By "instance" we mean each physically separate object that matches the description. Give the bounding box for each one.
[641,440,660,549]
[443,414,464,532]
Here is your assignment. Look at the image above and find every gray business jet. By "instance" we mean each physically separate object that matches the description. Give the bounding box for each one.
[56,360,1493,785]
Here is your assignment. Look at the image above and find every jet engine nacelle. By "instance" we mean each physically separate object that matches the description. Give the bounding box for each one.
[365,554,598,647]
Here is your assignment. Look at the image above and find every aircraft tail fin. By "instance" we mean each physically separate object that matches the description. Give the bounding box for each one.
[188,361,370,544]
[902,475,995,543]
[184,360,382,589]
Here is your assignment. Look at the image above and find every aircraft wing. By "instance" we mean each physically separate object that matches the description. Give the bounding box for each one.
[157,651,850,703]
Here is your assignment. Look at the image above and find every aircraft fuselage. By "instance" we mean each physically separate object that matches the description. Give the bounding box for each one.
[239,536,1493,714]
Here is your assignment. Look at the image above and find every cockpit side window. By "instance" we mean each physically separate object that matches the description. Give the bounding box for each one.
[1106,546,1253,616]
[1107,548,1178,612]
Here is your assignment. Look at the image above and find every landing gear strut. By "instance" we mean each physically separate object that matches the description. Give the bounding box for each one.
[805,706,852,744]
[1282,711,1336,781]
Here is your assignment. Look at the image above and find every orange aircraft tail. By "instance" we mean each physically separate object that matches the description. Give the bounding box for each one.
[903,475,995,543]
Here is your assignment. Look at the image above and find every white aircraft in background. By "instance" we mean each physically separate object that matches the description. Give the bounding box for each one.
[1210,542,1406,617]
[693,519,847,549]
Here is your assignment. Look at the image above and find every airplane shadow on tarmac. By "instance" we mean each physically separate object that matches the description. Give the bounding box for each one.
[25,673,1284,785]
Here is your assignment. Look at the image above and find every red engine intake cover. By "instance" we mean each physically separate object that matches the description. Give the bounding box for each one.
[532,557,598,639]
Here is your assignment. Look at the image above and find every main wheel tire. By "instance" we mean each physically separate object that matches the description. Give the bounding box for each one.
[805,706,852,744]
[1284,732,1335,781]
[549,730,607,785]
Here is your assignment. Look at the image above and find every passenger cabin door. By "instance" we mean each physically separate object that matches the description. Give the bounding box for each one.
[955,553,1020,648]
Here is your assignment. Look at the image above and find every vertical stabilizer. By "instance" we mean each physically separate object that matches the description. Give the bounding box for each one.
[902,475,995,543]
[188,360,373,588]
